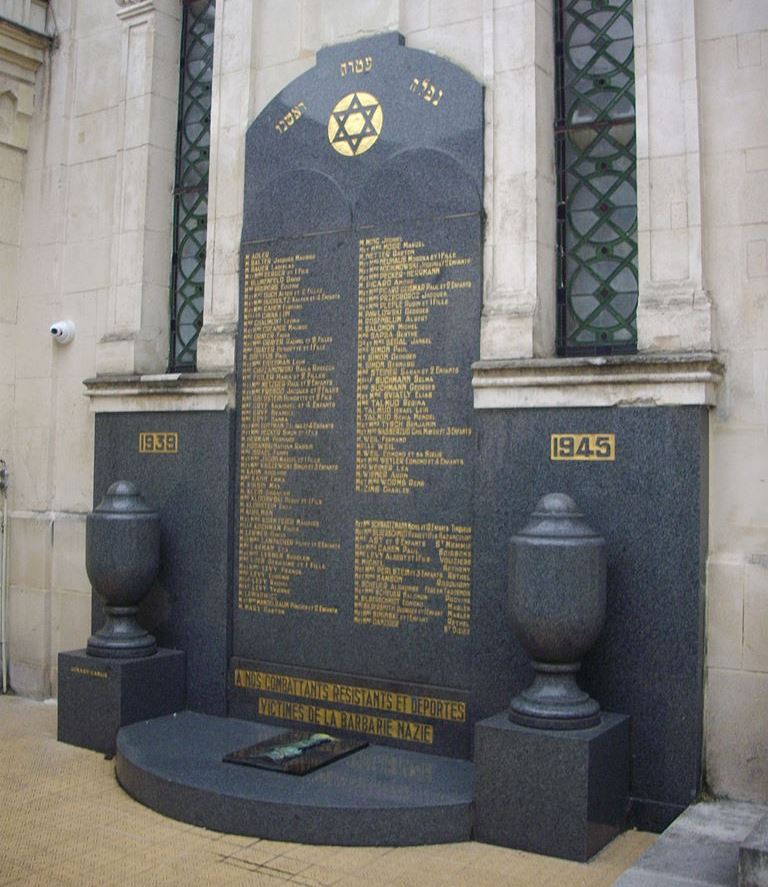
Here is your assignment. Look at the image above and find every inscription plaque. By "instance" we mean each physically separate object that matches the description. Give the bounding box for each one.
[550,433,615,462]
[233,33,483,757]
[138,432,179,454]
[231,659,469,756]
[223,731,368,776]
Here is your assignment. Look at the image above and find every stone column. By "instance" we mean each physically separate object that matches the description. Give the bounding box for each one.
[634,0,713,352]
[481,0,556,360]
[194,0,249,373]
[96,0,180,374]
[0,5,51,696]
[0,12,49,326]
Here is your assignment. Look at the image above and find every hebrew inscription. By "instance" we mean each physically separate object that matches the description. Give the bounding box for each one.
[340,56,373,76]
[274,101,308,134]
[409,77,444,106]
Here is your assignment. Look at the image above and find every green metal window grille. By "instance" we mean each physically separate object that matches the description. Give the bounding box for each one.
[555,0,637,355]
[169,0,215,371]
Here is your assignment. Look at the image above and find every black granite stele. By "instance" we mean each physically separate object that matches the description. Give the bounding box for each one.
[116,712,473,845]
[474,712,630,861]
[233,31,484,756]
[57,649,185,754]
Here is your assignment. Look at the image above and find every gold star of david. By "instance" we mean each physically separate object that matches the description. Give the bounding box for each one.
[327,92,383,157]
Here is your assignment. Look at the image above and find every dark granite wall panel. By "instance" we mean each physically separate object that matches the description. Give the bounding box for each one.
[92,410,234,716]
[472,405,708,828]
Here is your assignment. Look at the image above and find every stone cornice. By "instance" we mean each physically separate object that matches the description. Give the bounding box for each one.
[83,372,235,412]
[115,0,156,22]
[472,352,724,409]
[0,18,50,72]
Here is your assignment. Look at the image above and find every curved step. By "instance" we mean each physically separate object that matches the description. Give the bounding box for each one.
[116,711,474,846]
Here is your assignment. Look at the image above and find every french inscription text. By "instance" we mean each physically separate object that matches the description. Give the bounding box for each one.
[356,236,472,495]
[354,520,471,636]
[238,250,341,615]
[256,696,434,744]
[234,667,466,722]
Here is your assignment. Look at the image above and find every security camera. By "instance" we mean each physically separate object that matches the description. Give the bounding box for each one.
[50,320,75,344]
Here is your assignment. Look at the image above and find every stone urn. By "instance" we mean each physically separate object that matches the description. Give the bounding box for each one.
[86,481,160,659]
[507,493,606,729]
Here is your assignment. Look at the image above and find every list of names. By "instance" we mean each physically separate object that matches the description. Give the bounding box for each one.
[238,250,341,615]
[355,236,473,495]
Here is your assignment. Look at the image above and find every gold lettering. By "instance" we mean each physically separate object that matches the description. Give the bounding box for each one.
[353,519,471,637]
[550,433,616,462]
[70,665,108,679]
[274,101,307,135]
[139,431,178,454]
[355,236,473,496]
[233,668,466,722]
[238,249,342,615]
[341,57,373,77]
[409,76,444,106]
[256,695,433,745]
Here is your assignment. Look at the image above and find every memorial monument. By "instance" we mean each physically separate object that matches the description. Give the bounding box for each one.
[72,31,709,851]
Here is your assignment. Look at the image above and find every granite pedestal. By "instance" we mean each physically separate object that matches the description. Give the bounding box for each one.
[116,711,474,845]
[474,711,629,861]
[57,648,185,754]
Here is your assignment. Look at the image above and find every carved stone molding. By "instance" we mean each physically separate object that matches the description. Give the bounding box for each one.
[472,352,724,409]
[115,0,156,22]
[0,18,50,73]
[83,372,235,413]
[0,19,50,152]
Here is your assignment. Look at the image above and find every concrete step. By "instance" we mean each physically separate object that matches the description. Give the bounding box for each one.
[615,801,768,887]
[739,814,768,887]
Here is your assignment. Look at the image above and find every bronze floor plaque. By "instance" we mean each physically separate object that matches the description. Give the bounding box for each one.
[223,730,368,775]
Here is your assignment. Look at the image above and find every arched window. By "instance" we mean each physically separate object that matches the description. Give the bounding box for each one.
[169,0,215,371]
[555,0,637,355]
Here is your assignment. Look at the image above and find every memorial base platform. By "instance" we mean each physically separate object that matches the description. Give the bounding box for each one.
[116,711,474,846]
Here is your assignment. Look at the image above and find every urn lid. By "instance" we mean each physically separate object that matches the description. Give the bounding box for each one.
[512,493,603,540]
[93,481,157,515]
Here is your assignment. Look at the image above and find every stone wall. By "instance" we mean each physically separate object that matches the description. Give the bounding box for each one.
[697,1,768,803]
[0,0,766,803]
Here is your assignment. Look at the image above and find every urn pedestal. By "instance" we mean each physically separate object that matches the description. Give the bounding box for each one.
[57,648,186,754]
[473,493,629,860]
[57,481,186,753]
[474,711,630,861]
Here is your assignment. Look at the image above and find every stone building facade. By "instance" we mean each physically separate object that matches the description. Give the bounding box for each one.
[0,0,766,806]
